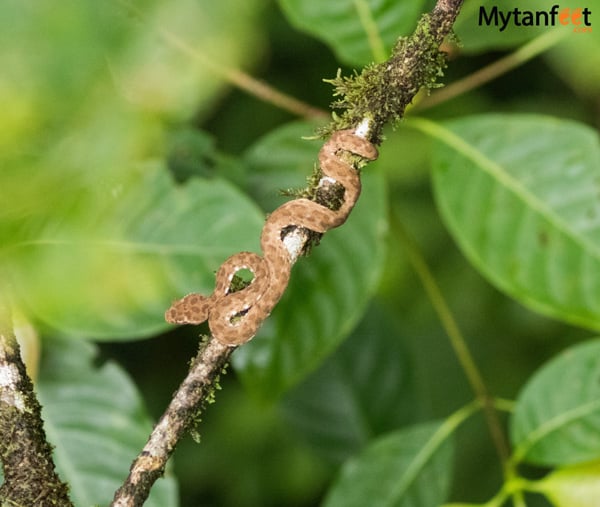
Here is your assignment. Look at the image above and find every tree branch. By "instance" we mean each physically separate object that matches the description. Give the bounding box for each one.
[321,0,464,143]
[0,299,72,506]
[111,338,232,507]
[112,0,463,504]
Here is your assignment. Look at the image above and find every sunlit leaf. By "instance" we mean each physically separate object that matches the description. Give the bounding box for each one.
[233,122,388,399]
[421,114,600,331]
[529,460,600,507]
[511,339,600,466]
[37,338,178,506]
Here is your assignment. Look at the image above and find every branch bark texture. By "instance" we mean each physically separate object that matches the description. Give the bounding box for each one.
[113,0,463,504]
[0,301,72,506]
[323,0,463,143]
[111,338,232,507]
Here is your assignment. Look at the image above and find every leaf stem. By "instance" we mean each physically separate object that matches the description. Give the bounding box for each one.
[417,28,567,110]
[392,214,511,464]
[395,399,481,499]
[158,27,330,119]
[353,0,387,63]
[118,0,329,120]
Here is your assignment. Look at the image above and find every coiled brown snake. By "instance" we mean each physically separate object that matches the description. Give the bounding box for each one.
[165,129,378,346]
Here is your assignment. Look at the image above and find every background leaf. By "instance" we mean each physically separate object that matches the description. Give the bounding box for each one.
[0,0,265,184]
[281,302,416,463]
[2,0,599,505]
[37,337,178,506]
[510,339,600,466]
[545,27,600,99]
[232,122,388,399]
[422,114,600,331]
[0,0,265,340]
[7,162,264,340]
[323,421,454,507]
[278,0,425,66]
[452,0,546,53]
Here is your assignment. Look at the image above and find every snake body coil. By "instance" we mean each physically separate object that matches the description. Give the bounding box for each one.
[165,129,378,346]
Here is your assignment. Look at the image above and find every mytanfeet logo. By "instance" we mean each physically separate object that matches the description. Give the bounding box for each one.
[479,4,592,32]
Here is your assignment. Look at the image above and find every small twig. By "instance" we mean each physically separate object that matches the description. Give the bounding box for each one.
[353,0,387,63]
[113,0,463,504]
[392,215,510,463]
[417,28,567,111]
[157,28,330,120]
[0,299,72,506]
[117,0,328,120]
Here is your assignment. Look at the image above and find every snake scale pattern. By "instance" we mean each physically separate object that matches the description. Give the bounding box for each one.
[165,129,378,346]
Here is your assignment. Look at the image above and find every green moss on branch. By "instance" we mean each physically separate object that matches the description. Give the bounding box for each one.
[321,2,462,142]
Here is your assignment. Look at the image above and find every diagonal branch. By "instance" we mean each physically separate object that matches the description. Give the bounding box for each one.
[111,1,463,505]
[111,337,231,507]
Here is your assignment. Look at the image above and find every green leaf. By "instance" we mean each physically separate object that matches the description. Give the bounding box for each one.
[511,339,600,466]
[453,0,547,53]
[278,0,425,66]
[323,421,454,507]
[417,114,600,331]
[0,0,264,198]
[545,21,600,98]
[529,460,600,507]
[281,303,416,463]
[8,163,264,340]
[0,0,266,339]
[0,0,264,133]
[37,338,178,507]
[233,122,388,399]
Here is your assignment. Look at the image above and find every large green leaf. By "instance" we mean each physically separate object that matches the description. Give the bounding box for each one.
[7,163,264,339]
[0,0,263,209]
[511,339,600,466]
[233,122,388,399]
[281,303,416,463]
[323,421,454,507]
[37,338,178,506]
[0,0,263,136]
[278,0,425,66]
[0,0,265,339]
[415,114,600,331]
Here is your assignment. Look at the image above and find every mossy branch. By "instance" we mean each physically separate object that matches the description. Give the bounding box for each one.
[111,337,231,507]
[321,0,463,143]
[112,0,463,505]
[0,299,72,507]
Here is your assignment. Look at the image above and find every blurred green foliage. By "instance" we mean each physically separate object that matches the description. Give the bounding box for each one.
[1,0,599,506]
